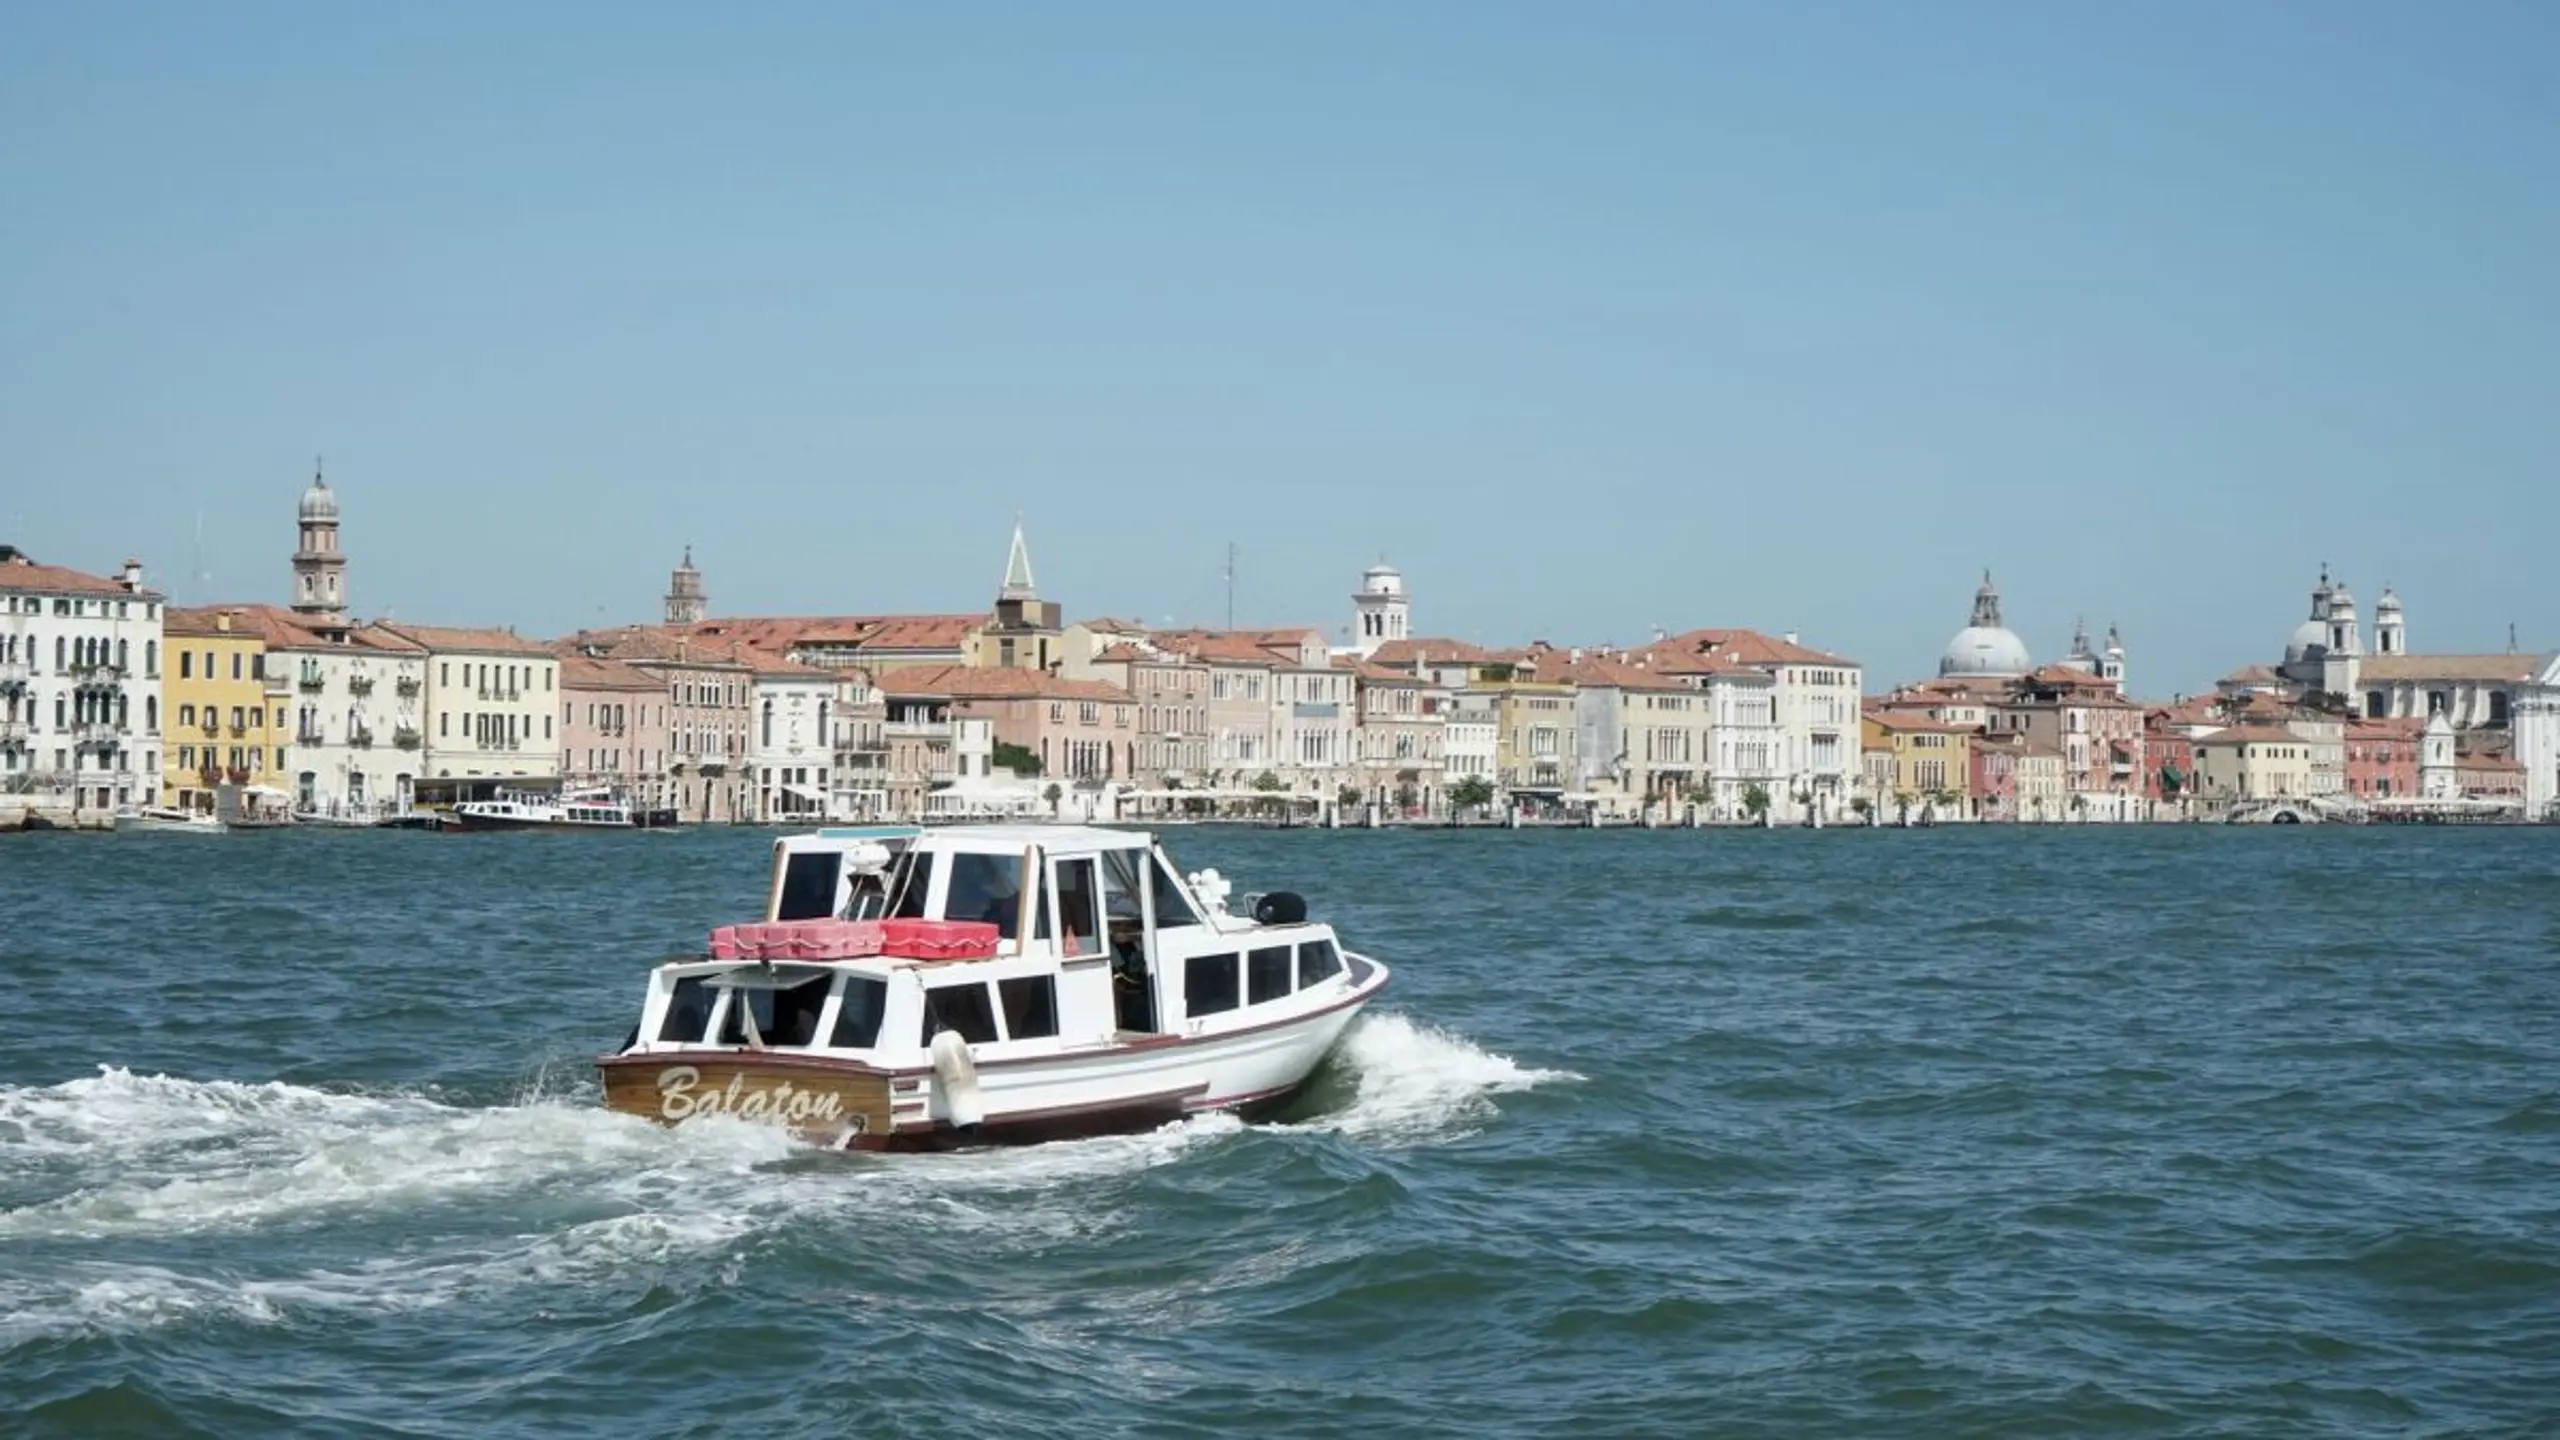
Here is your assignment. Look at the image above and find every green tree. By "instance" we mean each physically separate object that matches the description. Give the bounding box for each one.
[1042,781,1064,816]
[1741,782,1772,823]
[992,741,1042,777]
[1336,783,1365,812]
[1252,771,1284,793]
[1449,775,1496,817]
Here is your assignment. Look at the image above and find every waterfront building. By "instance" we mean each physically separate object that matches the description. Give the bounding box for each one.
[744,647,837,822]
[1366,636,1503,692]
[0,549,164,814]
[161,607,281,813]
[879,681,956,821]
[828,668,891,822]
[2344,717,2422,801]
[2191,726,2315,803]
[2060,618,2129,695]
[1971,729,2023,820]
[2270,568,2559,816]
[1483,675,1580,804]
[557,626,753,822]
[1634,628,1856,823]
[2420,711,2458,800]
[559,654,668,809]
[1080,644,1213,789]
[1992,665,2147,821]
[1348,660,1447,816]
[872,666,1137,814]
[384,623,563,804]
[2014,740,2069,819]
[1552,654,1702,818]
[1441,691,1498,797]
[1343,562,1412,661]
[1861,710,1975,821]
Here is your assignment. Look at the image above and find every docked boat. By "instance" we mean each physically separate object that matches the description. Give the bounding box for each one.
[447,787,642,832]
[595,824,1390,1150]
[114,805,228,835]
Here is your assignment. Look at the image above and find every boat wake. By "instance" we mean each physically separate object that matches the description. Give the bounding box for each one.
[0,1018,1569,1346]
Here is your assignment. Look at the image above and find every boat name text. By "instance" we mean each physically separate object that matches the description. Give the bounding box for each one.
[656,1066,857,1130]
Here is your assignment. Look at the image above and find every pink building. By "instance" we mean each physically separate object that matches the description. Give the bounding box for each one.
[2345,717,2422,800]
[560,654,671,810]
[875,666,1137,785]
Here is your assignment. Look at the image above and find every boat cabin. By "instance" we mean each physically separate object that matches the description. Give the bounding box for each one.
[630,825,1354,1066]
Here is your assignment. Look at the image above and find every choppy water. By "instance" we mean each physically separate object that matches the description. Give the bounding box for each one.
[4,825,2558,1437]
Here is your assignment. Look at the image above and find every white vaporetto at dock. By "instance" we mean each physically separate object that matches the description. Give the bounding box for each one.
[595,824,1391,1149]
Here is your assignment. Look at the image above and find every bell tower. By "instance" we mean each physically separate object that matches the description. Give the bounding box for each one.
[292,458,348,623]
[1350,560,1409,658]
[665,546,707,625]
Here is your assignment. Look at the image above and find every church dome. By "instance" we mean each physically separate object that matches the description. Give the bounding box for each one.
[1940,626,2032,677]
[1938,569,2030,678]
[1358,561,1404,598]
[299,471,338,523]
[2285,618,2328,665]
[2375,586,2401,615]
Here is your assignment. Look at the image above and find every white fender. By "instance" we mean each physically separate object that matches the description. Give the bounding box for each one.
[929,1028,984,1130]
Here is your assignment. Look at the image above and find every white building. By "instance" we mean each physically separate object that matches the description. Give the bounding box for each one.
[745,649,836,822]
[1442,692,1498,791]
[0,549,165,814]
[262,613,430,818]
[2277,568,2559,817]
[387,623,563,801]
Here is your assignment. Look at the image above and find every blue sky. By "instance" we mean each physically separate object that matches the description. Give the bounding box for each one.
[4,1,2552,693]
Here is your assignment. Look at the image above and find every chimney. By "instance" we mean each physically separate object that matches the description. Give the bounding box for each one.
[121,558,143,590]
[1783,630,1799,646]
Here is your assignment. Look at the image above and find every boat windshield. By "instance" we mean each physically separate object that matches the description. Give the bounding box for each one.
[658,966,835,1049]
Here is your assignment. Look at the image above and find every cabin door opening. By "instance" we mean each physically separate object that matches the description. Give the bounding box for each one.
[1097,851,1156,1032]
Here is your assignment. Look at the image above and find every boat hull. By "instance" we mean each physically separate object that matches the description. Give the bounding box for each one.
[595,960,1382,1152]
[444,813,635,833]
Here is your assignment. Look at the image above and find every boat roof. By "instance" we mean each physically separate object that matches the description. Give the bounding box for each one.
[787,822,1158,856]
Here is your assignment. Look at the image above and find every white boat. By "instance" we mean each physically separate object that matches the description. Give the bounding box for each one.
[447,787,638,833]
[595,823,1391,1150]
[114,805,228,835]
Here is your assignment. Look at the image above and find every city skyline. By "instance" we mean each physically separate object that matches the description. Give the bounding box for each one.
[6,4,2553,694]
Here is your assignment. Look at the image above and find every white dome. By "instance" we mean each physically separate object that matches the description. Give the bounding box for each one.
[299,477,338,523]
[1940,626,2031,677]
[2285,618,2328,664]
[1359,562,1404,598]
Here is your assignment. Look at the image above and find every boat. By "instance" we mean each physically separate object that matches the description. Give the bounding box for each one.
[216,783,296,830]
[594,823,1391,1150]
[447,787,641,832]
[114,805,228,835]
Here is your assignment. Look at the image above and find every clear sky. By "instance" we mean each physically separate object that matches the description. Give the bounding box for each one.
[4,1,2552,694]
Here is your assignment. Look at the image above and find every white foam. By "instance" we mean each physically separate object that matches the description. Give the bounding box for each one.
[1286,1012,1579,1144]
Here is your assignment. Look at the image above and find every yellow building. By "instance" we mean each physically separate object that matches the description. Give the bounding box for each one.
[1486,679,1578,796]
[162,606,288,811]
[1861,710,1975,818]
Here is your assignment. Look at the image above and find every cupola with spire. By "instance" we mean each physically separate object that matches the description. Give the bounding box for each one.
[1939,569,2031,678]
[291,456,349,623]
[664,545,707,625]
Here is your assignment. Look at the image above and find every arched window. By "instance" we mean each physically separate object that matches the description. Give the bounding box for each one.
[760,698,773,747]
[146,696,158,731]
[2490,691,2511,725]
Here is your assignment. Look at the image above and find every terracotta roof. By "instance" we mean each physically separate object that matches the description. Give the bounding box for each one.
[377,622,555,657]
[2219,664,2281,684]
[1865,710,1975,735]
[558,655,664,693]
[164,605,265,639]
[2355,654,2539,684]
[670,614,985,657]
[2457,752,2524,773]
[1547,655,1688,692]
[0,552,164,600]
[2347,717,2426,740]
[1093,643,1153,663]
[2196,724,2306,745]
[873,665,1133,703]
[557,626,752,670]
[1367,637,1495,666]
[1148,630,1299,668]
[1644,627,1857,669]
[202,604,427,654]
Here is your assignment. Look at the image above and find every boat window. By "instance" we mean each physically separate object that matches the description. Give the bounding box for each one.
[943,852,1025,938]
[887,851,937,919]
[999,976,1059,1040]
[1298,938,1343,988]
[1099,850,1146,962]
[843,869,891,920]
[1185,953,1239,1017]
[1053,858,1102,957]
[717,987,776,1046]
[1247,945,1293,1005]
[766,980,828,1047]
[1150,856,1202,929]
[775,851,839,921]
[658,975,717,1043]
[829,976,889,1048]
[920,981,1001,1044]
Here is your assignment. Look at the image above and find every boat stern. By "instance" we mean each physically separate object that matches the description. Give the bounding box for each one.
[595,1053,896,1150]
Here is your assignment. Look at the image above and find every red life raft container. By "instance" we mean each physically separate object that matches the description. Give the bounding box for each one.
[878,918,1002,961]
[706,919,884,961]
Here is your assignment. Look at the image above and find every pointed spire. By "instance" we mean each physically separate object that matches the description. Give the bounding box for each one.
[1001,514,1037,600]
[313,454,327,489]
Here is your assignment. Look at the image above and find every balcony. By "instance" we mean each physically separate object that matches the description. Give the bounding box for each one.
[298,727,327,747]
[75,722,120,750]
[477,685,521,702]
[348,674,374,696]
[0,661,28,693]
[299,672,326,693]
[72,663,125,693]
[395,676,421,698]
[0,719,27,749]
[351,727,376,749]
[393,726,421,749]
